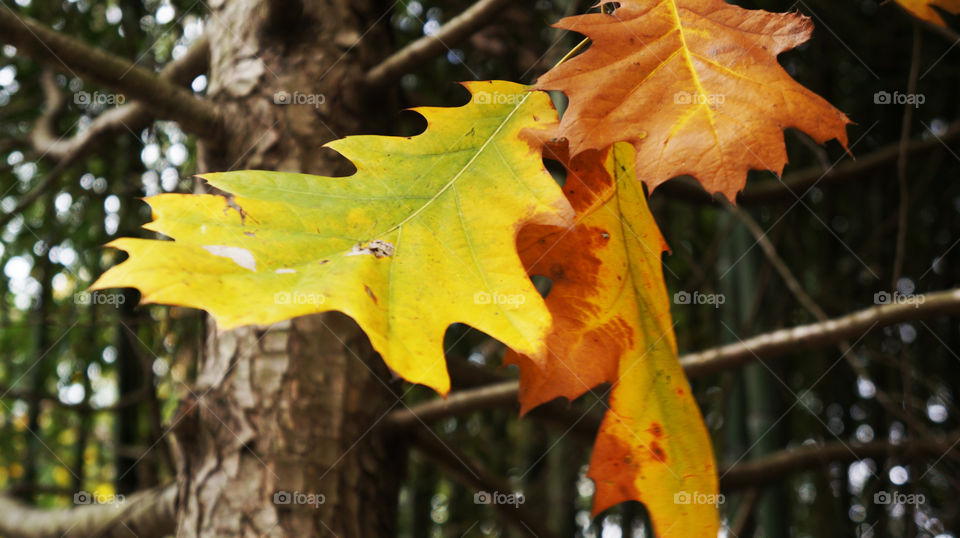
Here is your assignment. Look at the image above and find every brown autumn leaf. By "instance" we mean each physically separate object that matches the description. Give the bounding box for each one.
[535,0,851,200]
[505,141,718,535]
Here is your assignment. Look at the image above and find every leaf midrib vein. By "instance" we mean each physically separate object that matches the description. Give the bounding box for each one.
[379,92,532,237]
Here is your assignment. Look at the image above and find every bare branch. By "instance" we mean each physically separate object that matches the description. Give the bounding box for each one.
[364,0,512,89]
[720,432,960,490]
[0,6,219,139]
[728,488,759,535]
[0,483,176,538]
[30,35,210,161]
[657,121,960,205]
[723,198,827,319]
[681,287,960,377]
[390,381,519,430]
[893,23,922,287]
[388,288,960,426]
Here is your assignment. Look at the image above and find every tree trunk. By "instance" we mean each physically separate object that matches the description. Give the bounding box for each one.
[172,0,403,535]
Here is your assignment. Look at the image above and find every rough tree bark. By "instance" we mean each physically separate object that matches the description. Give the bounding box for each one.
[0,0,523,533]
[172,0,404,535]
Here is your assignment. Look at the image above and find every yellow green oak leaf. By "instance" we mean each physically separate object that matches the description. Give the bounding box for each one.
[92,80,573,396]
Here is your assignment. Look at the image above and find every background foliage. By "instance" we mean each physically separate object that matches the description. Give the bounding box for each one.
[1,0,959,536]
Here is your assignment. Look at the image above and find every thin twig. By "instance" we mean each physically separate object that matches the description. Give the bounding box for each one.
[722,199,826,319]
[729,488,759,535]
[893,23,921,287]
[720,432,960,490]
[365,0,513,89]
[895,30,924,531]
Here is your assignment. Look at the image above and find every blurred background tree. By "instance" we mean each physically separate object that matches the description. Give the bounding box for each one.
[0,0,958,536]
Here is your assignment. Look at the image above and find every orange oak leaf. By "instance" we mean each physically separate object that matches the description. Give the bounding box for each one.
[506,142,718,534]
[535,0,851,200]
[896,0,960,26]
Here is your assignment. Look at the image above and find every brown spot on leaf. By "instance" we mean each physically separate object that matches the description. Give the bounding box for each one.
[650,441,667,463]
[218,193,247,224]
[649,422,663,438]
[346,239,395,258]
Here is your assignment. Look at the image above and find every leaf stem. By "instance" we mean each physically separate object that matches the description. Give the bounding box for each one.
[553,37,590,67]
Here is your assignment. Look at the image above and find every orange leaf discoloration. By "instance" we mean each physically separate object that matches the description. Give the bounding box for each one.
[507,142,718,534]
